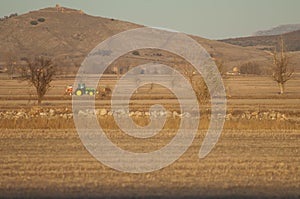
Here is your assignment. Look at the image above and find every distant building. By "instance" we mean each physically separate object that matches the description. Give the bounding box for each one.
[226,67,240,76]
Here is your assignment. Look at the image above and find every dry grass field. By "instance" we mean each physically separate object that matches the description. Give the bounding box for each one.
[0,74,299,198]
[0,129,299,198]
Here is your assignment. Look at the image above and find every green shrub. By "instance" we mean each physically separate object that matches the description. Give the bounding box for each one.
[132,50,140,56]
[9,13,18,18]
[30,20,38,25]
[37,18,45,22]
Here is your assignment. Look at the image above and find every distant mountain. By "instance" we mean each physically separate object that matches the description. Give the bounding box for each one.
[220,30,300,52]
[253,24,300,36]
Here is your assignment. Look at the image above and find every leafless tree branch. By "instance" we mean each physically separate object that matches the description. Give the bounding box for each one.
[271,37,294,94]
[22,56,56,105]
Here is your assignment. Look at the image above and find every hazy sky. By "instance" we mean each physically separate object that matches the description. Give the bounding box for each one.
[0,0,299,39]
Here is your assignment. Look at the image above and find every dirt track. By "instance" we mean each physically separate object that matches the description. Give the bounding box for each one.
[0,129,299,198]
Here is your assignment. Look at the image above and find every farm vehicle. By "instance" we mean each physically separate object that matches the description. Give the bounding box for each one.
[65,83,111,97]
[74,83,97,96]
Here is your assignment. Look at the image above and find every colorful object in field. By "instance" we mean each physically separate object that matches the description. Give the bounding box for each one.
[74,83,97,96]
[65,85,73,95]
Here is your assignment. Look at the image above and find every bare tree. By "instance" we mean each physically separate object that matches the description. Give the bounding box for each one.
[4,52,17,79]
[22,56,56,105]
[181,64,209,104]
[271,37,294,94]
[180,59,226,104]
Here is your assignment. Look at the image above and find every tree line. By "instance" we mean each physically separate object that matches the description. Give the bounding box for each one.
[2,38,295,105]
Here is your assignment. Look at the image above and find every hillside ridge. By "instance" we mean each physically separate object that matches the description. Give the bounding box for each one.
[1,6,296,74]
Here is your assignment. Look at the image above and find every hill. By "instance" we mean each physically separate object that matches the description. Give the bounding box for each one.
[253,24,300,36]
[0,5,297,74]
[220,30,300,52]
[0,6,141,71]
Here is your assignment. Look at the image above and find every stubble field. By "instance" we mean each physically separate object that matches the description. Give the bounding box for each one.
[0,74,299,198]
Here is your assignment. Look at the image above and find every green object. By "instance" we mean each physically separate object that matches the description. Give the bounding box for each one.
[30,20,38,25]
[37,18,45,22]
[75,83,96,96]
